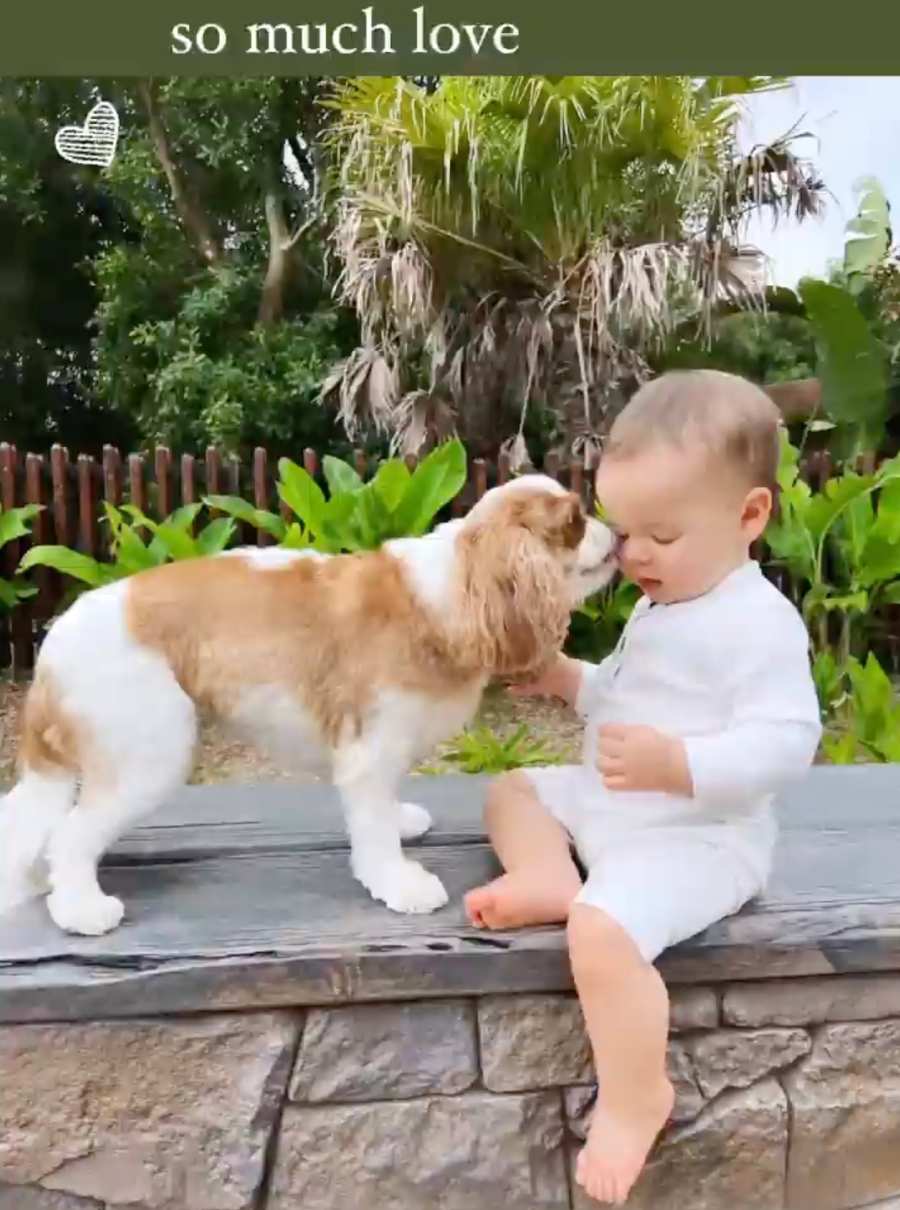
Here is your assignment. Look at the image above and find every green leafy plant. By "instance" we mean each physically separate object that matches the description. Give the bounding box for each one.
[208,439,467,553]
[792,178,895,459]
[567,578,640,662]
[820,652,900,764]
[766,434,900,663]
[812,649,846,719]
[20,503,235,591]
[437,724,564,775]
[0,504,42,609]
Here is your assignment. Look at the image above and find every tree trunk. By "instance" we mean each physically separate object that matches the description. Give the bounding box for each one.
[136,80,223,267]
[258,191,290,326]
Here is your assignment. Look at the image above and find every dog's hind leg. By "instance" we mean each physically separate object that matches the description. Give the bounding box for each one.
[45,763,191,936]
[44,678,197,937]
[0,771,76,915]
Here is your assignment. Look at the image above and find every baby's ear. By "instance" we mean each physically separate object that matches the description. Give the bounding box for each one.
[743,486,773,533]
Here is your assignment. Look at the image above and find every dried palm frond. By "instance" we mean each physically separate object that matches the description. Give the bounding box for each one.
[318,345,399,437]
[321,76,825,456]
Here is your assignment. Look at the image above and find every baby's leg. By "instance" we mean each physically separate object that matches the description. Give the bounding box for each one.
[569,905,673,1205]
[569,834,762,1205]
[464,770,582,929]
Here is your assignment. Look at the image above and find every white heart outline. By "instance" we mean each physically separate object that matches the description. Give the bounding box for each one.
[55,101,120,168]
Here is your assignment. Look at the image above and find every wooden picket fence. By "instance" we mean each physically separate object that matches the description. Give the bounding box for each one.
[0,441,599,673]
[0,439,866,675]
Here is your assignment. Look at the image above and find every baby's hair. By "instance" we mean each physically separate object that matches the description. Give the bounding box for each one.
[604,370,783,492]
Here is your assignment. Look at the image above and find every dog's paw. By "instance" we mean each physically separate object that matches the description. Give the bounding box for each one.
[397,801,433,841]
[358,858,449,914]
[47,889,125,936]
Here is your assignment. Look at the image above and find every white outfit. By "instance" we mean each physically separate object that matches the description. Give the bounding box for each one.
[527,560,822,961]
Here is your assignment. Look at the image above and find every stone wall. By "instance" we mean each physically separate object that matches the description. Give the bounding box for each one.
[4,974,900,1210]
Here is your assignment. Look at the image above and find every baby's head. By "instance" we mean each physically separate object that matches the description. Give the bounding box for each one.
[595,369,781,604]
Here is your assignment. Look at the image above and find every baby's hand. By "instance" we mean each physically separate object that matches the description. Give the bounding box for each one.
[597,724,693,795]
[508,654,570,700]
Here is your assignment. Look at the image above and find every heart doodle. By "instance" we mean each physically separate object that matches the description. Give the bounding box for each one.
[55,101,119,168]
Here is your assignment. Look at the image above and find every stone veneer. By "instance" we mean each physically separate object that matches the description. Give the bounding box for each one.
[3,973,900,1209]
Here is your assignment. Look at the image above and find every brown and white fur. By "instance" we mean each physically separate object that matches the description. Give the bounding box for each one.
[0,475,617,935]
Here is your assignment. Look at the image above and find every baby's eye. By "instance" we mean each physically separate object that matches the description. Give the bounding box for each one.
[652,534,678,546]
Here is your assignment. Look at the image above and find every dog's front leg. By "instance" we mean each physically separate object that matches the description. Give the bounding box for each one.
[333,744,448,914]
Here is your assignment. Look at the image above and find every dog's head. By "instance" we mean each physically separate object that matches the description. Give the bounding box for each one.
[452,475,618,680]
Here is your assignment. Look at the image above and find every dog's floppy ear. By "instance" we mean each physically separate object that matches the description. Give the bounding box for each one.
[454,493,579,679]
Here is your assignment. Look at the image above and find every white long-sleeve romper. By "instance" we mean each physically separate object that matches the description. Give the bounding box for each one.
[526,560,822,961]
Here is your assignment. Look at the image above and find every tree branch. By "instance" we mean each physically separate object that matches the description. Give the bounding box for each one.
[136,79,223,266]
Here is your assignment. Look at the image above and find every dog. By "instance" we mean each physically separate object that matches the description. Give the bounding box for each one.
[0,474,618,935]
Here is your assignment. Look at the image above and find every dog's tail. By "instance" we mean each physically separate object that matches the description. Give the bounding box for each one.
[0,672,78,914]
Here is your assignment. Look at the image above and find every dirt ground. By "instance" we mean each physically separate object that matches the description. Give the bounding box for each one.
[0,676,583,787]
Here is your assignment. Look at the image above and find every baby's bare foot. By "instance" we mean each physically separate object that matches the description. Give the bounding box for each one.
[575,1078,674,1205]
[464,870,580,929]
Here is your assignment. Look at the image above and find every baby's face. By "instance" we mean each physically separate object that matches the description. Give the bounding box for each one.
[594,443,771,604]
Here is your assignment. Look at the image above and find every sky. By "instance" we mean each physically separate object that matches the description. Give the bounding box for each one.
[738,77,900,287]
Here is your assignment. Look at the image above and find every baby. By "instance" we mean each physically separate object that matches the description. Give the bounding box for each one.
[464,370,822,1206]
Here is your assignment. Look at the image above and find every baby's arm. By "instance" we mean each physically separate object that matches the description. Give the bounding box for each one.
[511,653,586,708]
[596,610,821,801]
[680,615,822,807]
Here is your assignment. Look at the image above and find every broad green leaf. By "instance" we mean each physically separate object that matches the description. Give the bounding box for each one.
[391,440,467,537]
[196,517,235,555]
[776,431,801,492]
[277,459,327,535]
[355,482,392,547]
[373,459,411,515]
[870,475,900,545]
[858,533,900,587]
[166,503,203,531]
[880,581,900,605]
[319,492,360,551]
[323,455,364,496]
[0,504,42,546]
[115,525,160,573]
[871,721,900,763]
[812,650,845,715]
[19,545,110,587]
[119,503,158,532]
[804,472,873,547]
[799,279,889,437]
[144,536,173,566]
[0,578,21,608]
[203,495,287,541]
[843,177,891,290]
[765,520,815,582]
[281,522,311,550]
[822,732,858,765]
[847,653,894,736]
[153,522,199,561]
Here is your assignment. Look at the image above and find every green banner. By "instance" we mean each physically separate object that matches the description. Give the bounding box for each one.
[4,0,900,75]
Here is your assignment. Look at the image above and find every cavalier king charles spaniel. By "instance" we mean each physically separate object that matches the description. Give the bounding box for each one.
[0,474,617,934]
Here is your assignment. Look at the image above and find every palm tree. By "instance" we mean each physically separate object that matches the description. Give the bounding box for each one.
[320,75,824,465]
